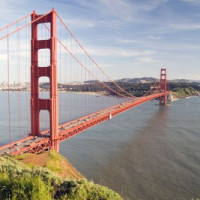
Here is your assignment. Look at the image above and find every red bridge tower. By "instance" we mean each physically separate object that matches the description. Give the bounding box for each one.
[31,9,59,151]
[159,68,167,105]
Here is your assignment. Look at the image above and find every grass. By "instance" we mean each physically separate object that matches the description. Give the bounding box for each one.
[45,151,66,173]
[172,87,199,99]
[15,151,83,180]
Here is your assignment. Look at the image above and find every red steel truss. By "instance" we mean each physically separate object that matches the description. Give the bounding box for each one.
[0,91,170,156]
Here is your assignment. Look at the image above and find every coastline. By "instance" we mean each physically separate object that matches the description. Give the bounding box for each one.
[0,89,108,96]
[1,89,200,100]
[171,94,200,101]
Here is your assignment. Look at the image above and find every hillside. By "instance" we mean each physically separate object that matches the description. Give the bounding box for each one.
[14,151,83,180]
[116,77,157,83]
[40,80,200,99]
[0,151,122,200]
[168,82,200,99]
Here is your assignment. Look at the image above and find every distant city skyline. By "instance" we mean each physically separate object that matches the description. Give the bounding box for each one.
[0,0,200,80]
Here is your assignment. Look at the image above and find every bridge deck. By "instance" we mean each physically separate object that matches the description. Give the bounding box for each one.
[0,92,169,155]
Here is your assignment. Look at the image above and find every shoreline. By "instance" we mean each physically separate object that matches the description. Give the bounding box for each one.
[1,90,200,100]
[0,90,113,97]
[171,95,199,101]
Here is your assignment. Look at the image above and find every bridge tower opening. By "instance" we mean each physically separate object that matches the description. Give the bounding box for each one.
[159,68,167,105]
[31,9,59,151]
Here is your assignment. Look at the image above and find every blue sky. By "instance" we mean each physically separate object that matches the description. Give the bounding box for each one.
[0,0,200,80]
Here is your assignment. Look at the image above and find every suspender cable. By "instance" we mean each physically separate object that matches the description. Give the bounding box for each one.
[65,31,67,121]
[43,23,132,99]
[58,38,132,99]
[25,18,29,135]
[17,25,22,138]
[56,14,136,98]
[7,29,11,143]
[59,21,62,124]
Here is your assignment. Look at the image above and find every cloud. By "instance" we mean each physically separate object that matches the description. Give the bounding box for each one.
[136,57,159,64]
[99,64,113,68]
[86,46,155,57]
[62,17,96,29]
[178,0,200,5]
[169,23,200,31]
[74,0,170,23]
[96,0,134,21]
[147,35,162,40]
[115,38,143,44]
[0,0,30,27]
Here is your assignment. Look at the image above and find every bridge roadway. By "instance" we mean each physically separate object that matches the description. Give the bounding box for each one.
[0,92,169,155]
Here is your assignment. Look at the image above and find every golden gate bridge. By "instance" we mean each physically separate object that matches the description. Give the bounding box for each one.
[0,9,170,155]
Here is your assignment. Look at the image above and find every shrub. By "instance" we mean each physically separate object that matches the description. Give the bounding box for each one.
[0,155,122,200]
[0,173,52,200]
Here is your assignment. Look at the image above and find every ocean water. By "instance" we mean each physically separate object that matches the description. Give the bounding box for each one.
[0,91,199,199]
[60,97,200,200]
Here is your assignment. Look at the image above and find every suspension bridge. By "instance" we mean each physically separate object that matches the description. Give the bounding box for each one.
[0,9,170,155]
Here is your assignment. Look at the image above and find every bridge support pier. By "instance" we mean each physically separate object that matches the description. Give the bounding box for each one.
[31,9,59,152]
[159,68,167,105]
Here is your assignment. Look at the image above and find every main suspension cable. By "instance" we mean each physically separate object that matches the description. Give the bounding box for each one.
[56,13,136,98]
[43,24,133,99]
[0,12,31,32]
[0,11,51,41]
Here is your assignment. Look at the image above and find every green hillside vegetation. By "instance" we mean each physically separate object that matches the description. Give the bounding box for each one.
[168,82,200,98]
[0,152,122,200]
[40,82,200,98]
